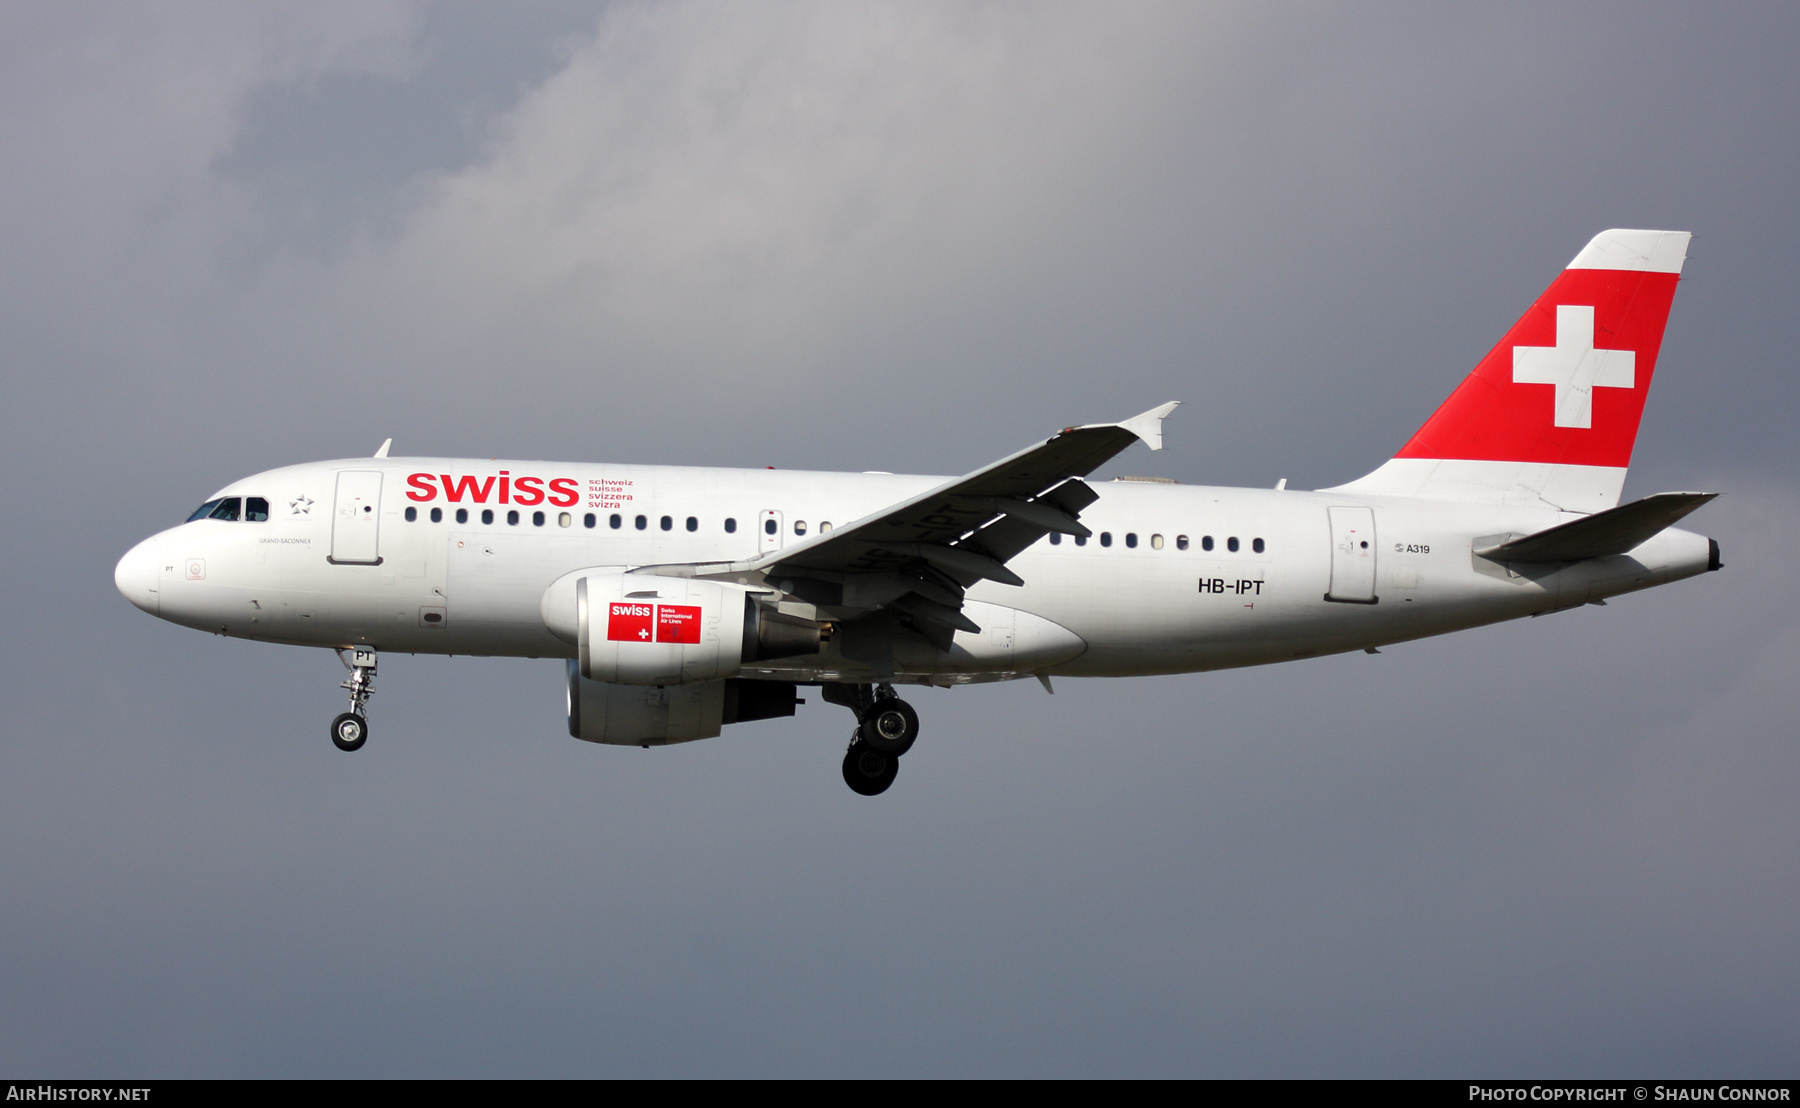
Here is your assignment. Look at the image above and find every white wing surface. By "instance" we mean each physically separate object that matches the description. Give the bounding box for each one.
[705,402,1177,644]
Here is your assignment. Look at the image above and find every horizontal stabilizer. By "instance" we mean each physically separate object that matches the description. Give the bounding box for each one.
[1476,492,1716,563]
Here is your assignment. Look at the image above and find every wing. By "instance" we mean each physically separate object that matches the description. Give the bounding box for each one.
[707,402,1178,646]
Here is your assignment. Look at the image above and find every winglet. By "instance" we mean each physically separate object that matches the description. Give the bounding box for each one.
[373,438,392,459]
[1114,401,1180,452]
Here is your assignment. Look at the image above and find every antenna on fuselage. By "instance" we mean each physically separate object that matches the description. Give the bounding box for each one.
[373,438,392,458]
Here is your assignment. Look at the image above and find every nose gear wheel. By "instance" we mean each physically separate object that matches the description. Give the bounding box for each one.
[332,647,378,752]
[331,711,367,752]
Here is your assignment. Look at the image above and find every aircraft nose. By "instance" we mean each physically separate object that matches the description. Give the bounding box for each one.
[114,537,161,616]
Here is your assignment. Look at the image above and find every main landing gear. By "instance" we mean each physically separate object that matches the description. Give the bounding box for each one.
[331,647,377,752]
[826,683,921,796]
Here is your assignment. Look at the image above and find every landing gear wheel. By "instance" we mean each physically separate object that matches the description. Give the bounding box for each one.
[842,739,899,796]
[859,698,919,756]
[330,712,368,752]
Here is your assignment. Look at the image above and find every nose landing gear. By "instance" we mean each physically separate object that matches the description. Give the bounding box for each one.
[331,648,377,752]
[825,682,921,795]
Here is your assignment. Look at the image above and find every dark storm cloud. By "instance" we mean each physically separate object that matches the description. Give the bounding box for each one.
[0,2,1795,1075]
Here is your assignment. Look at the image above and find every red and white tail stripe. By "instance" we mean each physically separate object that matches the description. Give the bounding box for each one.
[1331,229,1689,512]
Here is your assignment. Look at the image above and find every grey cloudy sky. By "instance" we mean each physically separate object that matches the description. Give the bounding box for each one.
[2,1,1797,1076]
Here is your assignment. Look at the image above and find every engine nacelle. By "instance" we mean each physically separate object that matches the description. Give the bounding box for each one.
[542,570,823,686]
[565,663,804,746]
[581,574,746,685]
[566,661,724,745]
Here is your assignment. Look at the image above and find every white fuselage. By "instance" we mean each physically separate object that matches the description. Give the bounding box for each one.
[113,456,1714,685]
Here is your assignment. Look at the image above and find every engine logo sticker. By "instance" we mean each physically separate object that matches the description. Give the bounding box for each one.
[607,602,653,642]
[606,602,703,644]
[655,604,702,644]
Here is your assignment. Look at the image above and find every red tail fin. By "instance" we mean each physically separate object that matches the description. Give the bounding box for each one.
[1332,229,1690,511]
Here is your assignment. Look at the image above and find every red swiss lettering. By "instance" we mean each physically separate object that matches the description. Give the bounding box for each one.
[607,602,654,643]
[440,475,496,503]
[406,473,437,502]
[547,478,579,507]
[513,476,545,506]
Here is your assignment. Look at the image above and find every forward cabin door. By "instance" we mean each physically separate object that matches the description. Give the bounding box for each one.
[1326,505,1377,603]
[759,510,783,553]
[330,471,384,565]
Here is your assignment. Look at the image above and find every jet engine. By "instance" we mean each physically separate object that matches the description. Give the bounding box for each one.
[542,571,822,685]
[565,664,805,746]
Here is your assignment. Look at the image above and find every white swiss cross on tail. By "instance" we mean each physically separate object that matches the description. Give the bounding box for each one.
[1511,304,1634,429]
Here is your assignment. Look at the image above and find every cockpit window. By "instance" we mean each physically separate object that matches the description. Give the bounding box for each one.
[187,497,243,522]
[245,497,269,522]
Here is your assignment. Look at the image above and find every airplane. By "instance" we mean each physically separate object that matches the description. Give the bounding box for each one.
[114,228,1719,796]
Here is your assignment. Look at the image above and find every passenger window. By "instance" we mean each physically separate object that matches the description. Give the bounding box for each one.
[635,515,647,530]
[1125,532,1138,548]
[1176,535,1189,550]
[1074,534,1087,547]
[532,511,545,527]
[820,522,832,533]
[559,512,572,528]
[481,509,494,525]
[584,513,596,528]
[795,520,808,536]
[1151,534,1164,550]
[660,515,672,531]
[1049,532,1062,545]
[456,508,469,524]
[1100,532,1113,547]
[186,498,223,522]
[1201,535,1214,551]
[507,510,520,526]
[610,514,621,529]
[686,516,697,532]
[430,507,443,523]
[208,498,241,522]
[764,518,777,535]
[405,507,417,522]
[725,518,737,534]
[1227,536,1239,552]
[245,497,269,522]
[1253,537,1265,553]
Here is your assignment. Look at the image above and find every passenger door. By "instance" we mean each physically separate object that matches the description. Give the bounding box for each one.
[330,471,384,565]
[1325,505,1377,603]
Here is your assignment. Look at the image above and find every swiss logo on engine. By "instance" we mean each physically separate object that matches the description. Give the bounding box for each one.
[607,602,654,642]
[656,604,702,644]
